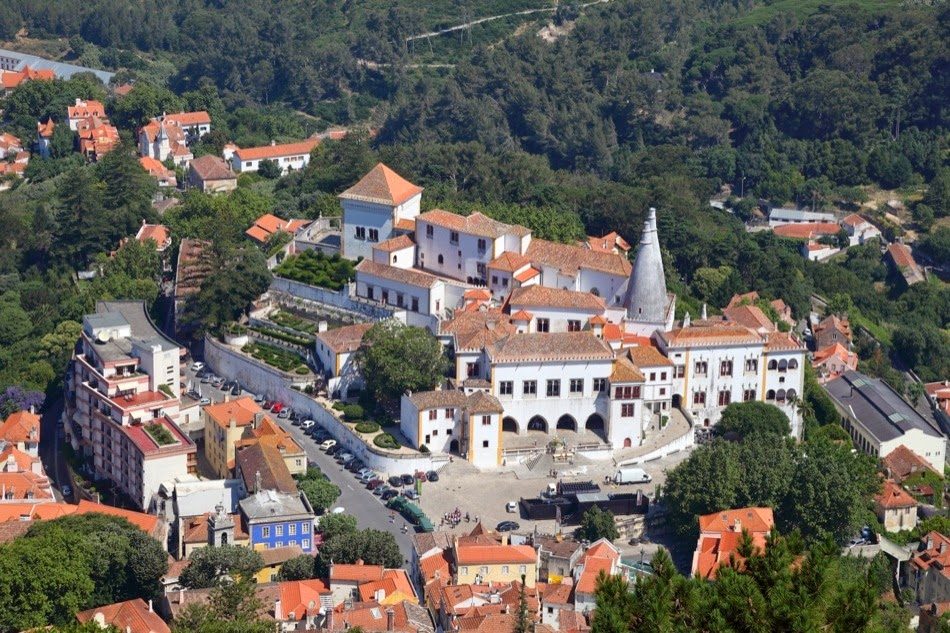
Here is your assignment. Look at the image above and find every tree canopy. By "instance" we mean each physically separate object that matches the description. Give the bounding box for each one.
[356,321,449,410]
[714,402,791,440]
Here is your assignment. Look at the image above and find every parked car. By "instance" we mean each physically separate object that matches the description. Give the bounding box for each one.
[388,476,403,487]
[300,420,315,429]
[200,374,212,383]
[336,452,353,463]
[199,397,211,406]
[347,460,365,473]
[326,444,341,456]
[496,520,520,532]
[400,474,414,486]
[366,479,384,490]
[339,455,356,466]
[211,377,224,388]
[402,490,419,500]
[426,470,439,482]
[358,472,376,483]
[253,394,265,404]
[372,485,389,496]
[278,408,291,419]
[331,506,346,514]
[312,430,329,441]
[356,468,374,478]
[381,489,399,501]
[271,402,284,413]
[191,362,205,371]
[262,400,274,410]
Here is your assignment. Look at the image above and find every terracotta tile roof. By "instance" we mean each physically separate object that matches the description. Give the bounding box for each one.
[698,507,774,533]
[331,560,385,583]
[727,291,759,308]
[280,578,330,620]
[417,210,526,240]
[203,397,264,430]
[260,545,305,567]
[624,345,673,367]
[140,119,187,146]
[239,417,304,455]
[407,390,469,411]
[841,213,867,227]
[455,544,537,565]
[246,213,309,243]
[235,443,298,495]
[773,222,840,240]
[465,391,504,414]
[413,531,454,557]
[37,119,55,138]
[135,223,171,248]
[0,469,52,501]
[419,550,452,582]
[67,99,106,120]
[574,556,612,594]
[0,446,39,471]
[558,610,589,633]
[658,323,762,348]
[763,331,803,352]
[0,132,22,151]
[464,288,492,301]
[75,500,162,536]
[317,322,373,354]
[510,310,533,321]
[1,65,54,89]
[508,285,605,312]
[541,583,573,605]
[488,251,531,272]
[340,163,423,206]
[374,234,415,252]
[189,155,235,181]
[911,532,950,578]
[76,116,120,158]
[76,598,170,633]
[439,310,515,351]
[812,343,856,366]
[235,138,320,162]
[887,243,919,270]
[328,600,432,633]
[138,156,173,178]
[526,239,631,278]
[355,259,441,289]
[489,332,614,363]
[584,232,631,253]
[875,480,917,509]
[181,511,247,544]
[395,218,416,231]
[165,111,211,126]
[817,314,851,337]
[610,356,644,383]
[0,410,40,443]
[722,305,775,332]
[0,520,31,544]
[582,539,620,564]
[514,267,541,283]
[359,569,417,603]
[0,503,74,523]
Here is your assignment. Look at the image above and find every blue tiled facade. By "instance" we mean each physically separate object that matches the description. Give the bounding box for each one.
[239,490,316,554]
[249,518,315,553]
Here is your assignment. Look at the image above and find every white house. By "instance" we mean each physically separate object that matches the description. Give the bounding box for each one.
[656,321,805,437]
[487,251,540,300]
[624,345,674,419]
[525,238,630,302]
[826,370,946,472]
[801,241,840,261]
[507,285,606,334]
[339,163,423,261]
[371,234,416,269]
[314,322,373,399]
[230,138,319,174]
[437,309,516,384]
[399,389,503,468]
[841,213,882,246]
[354,259,461,327]
[67,98,105,130]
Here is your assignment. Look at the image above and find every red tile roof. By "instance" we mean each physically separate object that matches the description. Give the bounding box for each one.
[508,285,605,312]
[488,332,614,363]
[609,356,644,383]
[204,396,263,428]
[727,291,759,308]
[842,213,867,227]
[526,239,631,278]
[488,251,531,272]
[358,569,417,602]
[0,469,52,501]
[0,410,40,444]
[37,119,55,138]
[317,322,374,354]
[722,305,775,332]
[340,163,423,206]
[280,578,330,620]
[67,99,105,120]
[574,556,612,594]
[584,232,631,253]
[698,507,774,533]
[439,309,516,352]
[875,480,917,509]
[513,267,541,283]
[1,65,54,90]
[235,138,320,162]
[331,560,385,583]
[76,598,170,633]
[374,234,415,252]
[886,243,918,270]
[912,532,950,578]
[355,258,441,289]
[245,213,309,243]
[0,446,39,471]
[625,345,673,368]
[189,155,235,181]
[74,500,162,536]
[659,323,762,348]
[419,550,452,583]
[693,509,775,580]
[164,111,211,126]
[135,223,171,248]
[455,544,536,565]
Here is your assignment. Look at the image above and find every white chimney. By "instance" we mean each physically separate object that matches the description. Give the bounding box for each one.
[701,303,707,320]
[148,599,153,612]
[275,598,283,621]
[318,321,328,333]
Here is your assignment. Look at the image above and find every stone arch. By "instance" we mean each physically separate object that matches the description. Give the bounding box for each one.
[449,439,460,453]
[776,388,787,402]
[585,413,606,441]
[672,393,682,408]
[438,254,444,265]
[502,417,519,434]
[786,388,798,402]
[556,415,577,431]
[527,416,548,433]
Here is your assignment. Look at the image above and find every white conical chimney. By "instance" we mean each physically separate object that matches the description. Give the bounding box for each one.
[622,207,668,322]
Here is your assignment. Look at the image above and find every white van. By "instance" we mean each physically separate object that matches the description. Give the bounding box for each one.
[613,467,652,485]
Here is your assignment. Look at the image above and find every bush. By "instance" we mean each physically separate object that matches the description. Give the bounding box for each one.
[419,444,430,454]
[332,402,345,411]
[295,367,310,375]
[355,421,380,434]
[373,433,399,449]
[342,404,364,421]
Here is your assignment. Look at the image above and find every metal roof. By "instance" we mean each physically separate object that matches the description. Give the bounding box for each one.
[0,48,114,84]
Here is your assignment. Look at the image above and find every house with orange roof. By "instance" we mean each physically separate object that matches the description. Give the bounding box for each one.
[235,415,306,477]
[67,98,106,130]
[0,455,53,503]
[506,285,606,335]
[36,118,55,157]
[874,480,918,533]
[353,258,455,324]
[0,64,54,94]
[453,540,538,587]
[0,499,165,545]
[139,114,201,165]
[486,250,540,300]
[76,116,120,160]
[583,232,631,255]
[773,222,841,241]
[0,131,22,159]
[277,577,332,627]
[330,560,386,603]
[722,304,775,334]
[0,409,40,456]
[245,213,312,245]
[813,314,852,350]
[139,156,177,188]
[230,137,320,174]
[906,531,950,605]
[76,597,171,633]
[811,342,858,383]
[886,242,926,286]
[359,569,419,605]
[202,396,268,477]
[340,162,424,261]
[690,507,774,581]
[572,539,620,612]
[0,445,41,475]
[373,234,417,270]
[325,599,434,633]
[187,154,237,193]
[315,322,374,399]
[881,445,937,484]
[841,213,881,246]
[134,220,172,251]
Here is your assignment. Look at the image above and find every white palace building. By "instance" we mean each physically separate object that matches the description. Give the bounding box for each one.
[325,163,805,468]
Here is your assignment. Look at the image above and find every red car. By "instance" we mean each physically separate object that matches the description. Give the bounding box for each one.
[366,479,384,490]
[271,402,284,413]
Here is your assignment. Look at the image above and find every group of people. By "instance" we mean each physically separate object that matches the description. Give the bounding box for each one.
[441,507,476,527]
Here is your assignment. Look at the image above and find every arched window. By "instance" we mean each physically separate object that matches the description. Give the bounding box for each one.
[438,254,444,265]
[776,389,787,402]
[766,389,776,401]
[768,360,778,370]
[590,287,600,297]
[778,359,788,372]
[788,359,799,370]
[786,388,797,401]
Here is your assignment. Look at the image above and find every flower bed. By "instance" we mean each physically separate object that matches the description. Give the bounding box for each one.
[242,341,309,374]
[270,310,318,335]
[355,421,380,434]
[144,423,177,446]
[373,433,399,449]
[249,324,312,347]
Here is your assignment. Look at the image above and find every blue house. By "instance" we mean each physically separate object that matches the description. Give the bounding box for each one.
[239,489,316,553]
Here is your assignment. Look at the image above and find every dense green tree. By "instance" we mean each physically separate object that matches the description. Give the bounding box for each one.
[173,579,271,633]
[316,512,358,541]
[579,507,619,542]
[0,292,33,347]
[714,402,791,440]
[924,169,950,217]
[316,527,402,577]
[108,81,183,129]
[356,321,449,410]
[257,159,282,179]
[179,546,264,589]
[296,469,341,513]
[276,555,316,581]
[183,242,270,333]
[97,142,157,215]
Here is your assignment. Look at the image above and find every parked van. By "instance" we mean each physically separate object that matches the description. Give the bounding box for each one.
[613,467,652,485]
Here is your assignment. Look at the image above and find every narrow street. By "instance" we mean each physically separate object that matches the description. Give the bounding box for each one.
[37,397,70,502]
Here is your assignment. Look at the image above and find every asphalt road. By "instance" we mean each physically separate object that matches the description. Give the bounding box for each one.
[38,397,70,502]
[269,414,417,565]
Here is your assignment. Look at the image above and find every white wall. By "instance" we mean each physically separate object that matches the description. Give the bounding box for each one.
[343,199,395,261]
[468,411,500,468]
[881,430,946,473]
[576,269,627,305]
[506,305,602,334]
[354,271,441,317]
[142,452,190,510]
[415,220,494,283]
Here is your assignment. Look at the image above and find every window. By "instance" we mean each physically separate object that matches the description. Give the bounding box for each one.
[367,286,374,301]
[426,225,434,239]
[432,430,438,436]
[445,408,455,419]
[720,360,733,377]
[276,541,282,548]
[476,263,487,278]
[593,378,607,392]
[766,389,775,401]
[368,228,379,242]
[482,440,489,448]
[768,360,777,370]
[354,226,366,240]
[275,525,283,536]
[500,381,513,396]
[694,361,708,375]
[674,366,685,378]
[477,238,487,253]
[718,390,731,406]
[289,523,296,535]
[502,278,508,287]
[461,567,468,575]
[492,275,499,285]
[438,254,444,265]
[743,389,756,402]
[467,362,480,377]
[450,231,459,245]
[429,410,438,421]
[659,388,666,395]
[546,380,561,397]
[536,318,550,333]
[614,386,641,399]
[569,379,584,394]
[262,526,270,538]
[693,391,706,405]
[502,566,509,574]
[519,565,526,574]
[480,566,489,575]
[523,380,537,396]
[382,290,389,304]
[621,403,635,417]
[567,320,581,332]
[661,372,667,380]
[482,416,491,426]
[411,297,419,312]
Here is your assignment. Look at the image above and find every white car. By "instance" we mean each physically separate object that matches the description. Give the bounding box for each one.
[331,506,346,514]
[191,362,205,371]
[300,420,316,429]
[320,439,337,451]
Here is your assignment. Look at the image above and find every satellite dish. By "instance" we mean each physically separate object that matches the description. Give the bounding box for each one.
[96,331,111,344]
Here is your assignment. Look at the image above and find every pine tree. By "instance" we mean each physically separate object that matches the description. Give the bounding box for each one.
[513,575,531,633]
